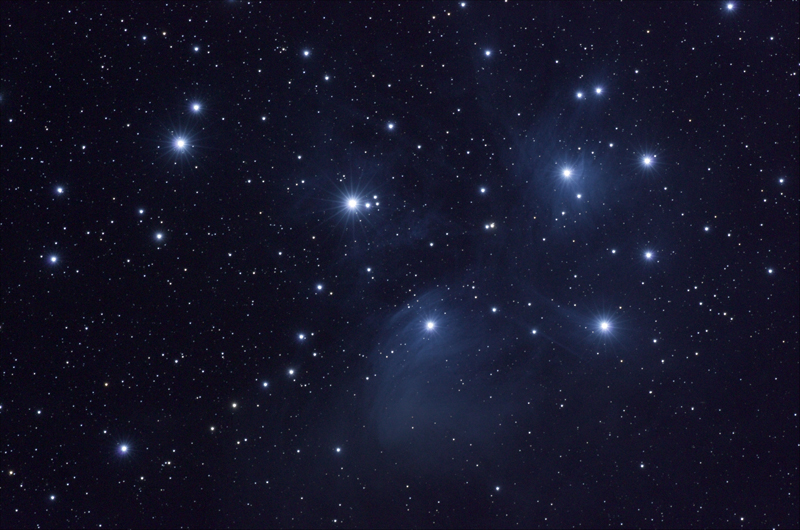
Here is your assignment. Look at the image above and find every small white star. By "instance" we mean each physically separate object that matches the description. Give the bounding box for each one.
[119,445,128,454]
[49,256,58,263]
[192,103,201,112]
[387,122,395,130]
[485,50,492,57]
[317,284,323,291]
[595,87,602,94]
[155,232,164,241]
[56,187,64,194]
[335,447,341,453]
[262,381,269,387]
[576,92,583,99]
[298,333,305,340]
[303,50,310,57]
[645,251,653,259]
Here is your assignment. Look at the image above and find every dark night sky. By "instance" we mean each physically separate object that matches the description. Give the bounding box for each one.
[1,1,798,528]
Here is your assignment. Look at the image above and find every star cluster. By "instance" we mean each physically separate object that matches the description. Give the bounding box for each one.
[1,2,797,529]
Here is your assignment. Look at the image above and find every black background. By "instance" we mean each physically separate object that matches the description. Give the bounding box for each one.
[1,2,798,528]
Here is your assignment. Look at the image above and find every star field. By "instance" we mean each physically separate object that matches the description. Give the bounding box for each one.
[1,2,798,529]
